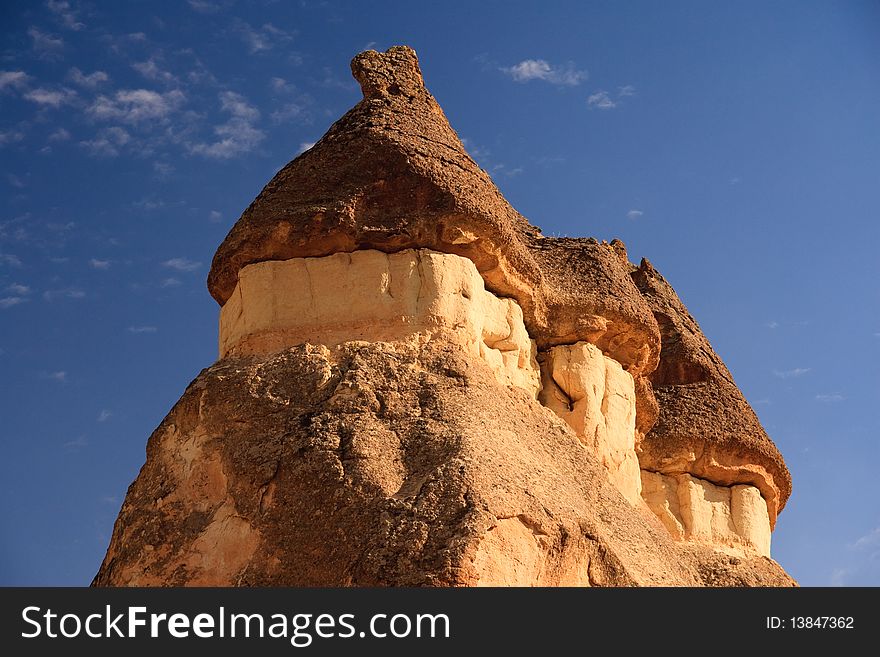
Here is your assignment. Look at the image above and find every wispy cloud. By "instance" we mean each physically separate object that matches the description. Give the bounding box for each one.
[43,288,85,301]
[67,67,109,89]
[153,161,174,179]
[270,101,308,124]
[772,367,811,379]
[270,76,293,93]
[460,137,490,163]
[89,89,185,124]
[28,27,64,57]
[187,0,226,13]
[587,90,617,110]
[852,527,880,552]
[160,277,181,287]
[765,320,779,329]
[5,283,31,295]
[0,296,27,309]
[0,130,26,146]
[815,393,844,403]
[829,567,849,587]
[236,22,294,54]
[97,409,112,422]
[2,279,30,305]
[0,71,30,91]
[63,435,87,450]
[24,87,77,108]
[49,127,71,141]
[297,141,315,155]
[626,209,643,220]
[0,253,23,267]
[46,370,67,382]
[588,85,637,110]
[132,59,178,84]
[47,0,85,31]
[89,258,111,269]
[501,59,586,86]
[162,257,201,271]
[127,325,157,333]
[80,126,130,157]
[190,91,264,159]
[209,210,222,222]
[218,90,259,121]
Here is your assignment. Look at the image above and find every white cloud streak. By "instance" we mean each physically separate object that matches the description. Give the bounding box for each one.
[28,27,64,55]
[501,59,586,86]
[67,67,109,89]
[24,87,77,108]
[80,127,130,157]
[162,257,201,271]
[587,90,616,110]
[132,59,177,84]
[0,296,27,309]
[127,325,157,333]
[190,91,264,159]
[237,22,293,54]
[5,283,30,295]
[0,71,30,91]
[88,89,185,124]
[772,367,811,379]
[0,253,23,267]
[47,1,85,31]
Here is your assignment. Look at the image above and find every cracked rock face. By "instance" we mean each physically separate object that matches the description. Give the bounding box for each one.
[94,46,793,587]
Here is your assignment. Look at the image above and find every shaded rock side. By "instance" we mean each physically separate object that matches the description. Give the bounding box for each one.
[92,342,790,587]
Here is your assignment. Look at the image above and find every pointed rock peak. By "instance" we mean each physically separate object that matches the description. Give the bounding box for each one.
[351,45,426,99]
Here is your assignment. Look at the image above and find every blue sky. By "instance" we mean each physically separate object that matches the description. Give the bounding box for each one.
[1,1,878,586]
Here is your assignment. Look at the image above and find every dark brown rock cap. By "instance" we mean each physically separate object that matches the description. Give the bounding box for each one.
[207,46,660,374]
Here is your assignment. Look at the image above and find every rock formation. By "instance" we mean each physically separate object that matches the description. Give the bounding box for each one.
[94,46,794,587]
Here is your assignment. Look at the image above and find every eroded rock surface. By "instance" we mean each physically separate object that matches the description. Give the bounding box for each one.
[539,342,641,505]
[641,471,770,557]
[219,249,539,397]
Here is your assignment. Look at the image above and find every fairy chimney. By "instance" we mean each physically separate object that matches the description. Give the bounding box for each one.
[94,46,793,587]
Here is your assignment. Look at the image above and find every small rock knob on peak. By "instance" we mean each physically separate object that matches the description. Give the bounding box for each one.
[351,45,425,99]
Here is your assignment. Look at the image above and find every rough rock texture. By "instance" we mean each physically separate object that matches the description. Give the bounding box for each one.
[631,259,791,525]
[95,46,794,587]
[93,343,669,586]
[93,342,787,586]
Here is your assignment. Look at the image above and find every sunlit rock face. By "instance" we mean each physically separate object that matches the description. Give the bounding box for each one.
[538,342,641,505]
[219,249,540,397]
[641,471,771,557]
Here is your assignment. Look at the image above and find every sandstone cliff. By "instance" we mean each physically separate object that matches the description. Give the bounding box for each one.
[94,46,793,587]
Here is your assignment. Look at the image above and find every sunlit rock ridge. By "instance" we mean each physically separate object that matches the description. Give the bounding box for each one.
[94,46,793,587]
